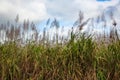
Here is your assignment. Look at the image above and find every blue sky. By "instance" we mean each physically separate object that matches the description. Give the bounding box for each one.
[97,0,111,1]
[0,0,119,27]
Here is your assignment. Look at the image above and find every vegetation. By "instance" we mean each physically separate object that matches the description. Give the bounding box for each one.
[0,11,120,80]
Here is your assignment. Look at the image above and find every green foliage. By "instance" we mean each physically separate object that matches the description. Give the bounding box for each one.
[0,35,120,80]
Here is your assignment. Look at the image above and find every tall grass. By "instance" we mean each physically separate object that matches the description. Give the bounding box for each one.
[0,35,120,80]
[0,11,120,80]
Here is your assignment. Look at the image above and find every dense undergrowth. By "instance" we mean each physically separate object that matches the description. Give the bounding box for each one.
[0,11,120,80]
[0,35,120,80]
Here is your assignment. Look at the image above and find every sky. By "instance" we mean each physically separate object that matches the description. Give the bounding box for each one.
[0,0,120,42]
[97,0,111,1]
[0,0,120,26]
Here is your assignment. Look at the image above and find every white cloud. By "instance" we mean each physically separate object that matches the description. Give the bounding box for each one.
[74,0,119,18]
[0,0,119,24]
[0,0,48,23]
[43,0,119,22]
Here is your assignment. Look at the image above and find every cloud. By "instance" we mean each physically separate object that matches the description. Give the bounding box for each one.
[43,0,79,21]
[0,0,48,23]
[74,0,119,18]
[44,0,119,23]
[0,0,119,25]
